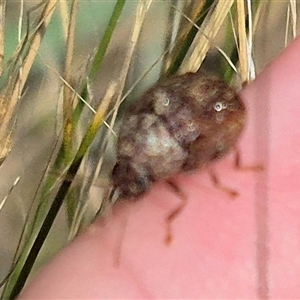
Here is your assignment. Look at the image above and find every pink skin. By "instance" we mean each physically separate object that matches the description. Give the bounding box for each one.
[20,36,300,299]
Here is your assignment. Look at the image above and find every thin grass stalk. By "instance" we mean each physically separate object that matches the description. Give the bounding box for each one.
[62,0,79,229]
[68,0,153,239]
[88,1,126,82]
[246,0,255,81]
[162,0,180,74]
[285,0,297,46]
[2,2,128,298]
[0,1,59,238]
[0,0,57,166]
[6,82,116,300]
[3,0,58,125]
[17,0,24,44]
[36,0,127,233]
[32,0,127,218]
[163,0,209,76]
[62,0,78,163]
[0,177,20,212]
[0,2,60,298]
[68,0,126,138]
[178,0,234,74]
[107,0,153,141]
[236,0,248,82]
[224,0,261,82]
[16,0,127,250]
[167,2,237,82]
[0,0,6,77]
[289,0,297,38]
[59,0,69,39]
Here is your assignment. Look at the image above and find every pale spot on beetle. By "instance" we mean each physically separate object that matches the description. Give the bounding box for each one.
[209,89,218,97]
[225,90,236,100]
[128,182,140,195]
[141,113,157,129]
[214,102,222,112]
[153,89,170,115]
[187,120,196,132]
[175,132,182,140]
[214,102,225,112]
[215,142,227,153]
[163,98,170,106]
[215,113,224,123]
[118,140,135,157]
[197,97,204,103]
[173,83,182,87]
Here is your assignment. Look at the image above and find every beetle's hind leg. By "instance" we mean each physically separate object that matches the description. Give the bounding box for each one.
[209,169,239,198]
[234,149,264,171]
[164,179,188,245]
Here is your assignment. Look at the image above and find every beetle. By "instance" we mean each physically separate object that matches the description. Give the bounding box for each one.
[112,72,246,198]
[111,72,246,242]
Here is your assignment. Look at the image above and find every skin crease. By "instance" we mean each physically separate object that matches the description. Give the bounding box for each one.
[19,36,300,299]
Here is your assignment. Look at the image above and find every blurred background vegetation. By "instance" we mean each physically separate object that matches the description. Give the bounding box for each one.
[0,0,299,298]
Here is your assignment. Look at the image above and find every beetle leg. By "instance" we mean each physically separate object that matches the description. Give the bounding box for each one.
[234,149,264,171]
[209,169,239,198]
[164,179,188,245]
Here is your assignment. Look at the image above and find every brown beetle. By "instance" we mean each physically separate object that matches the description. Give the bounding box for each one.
[112,72,246,201]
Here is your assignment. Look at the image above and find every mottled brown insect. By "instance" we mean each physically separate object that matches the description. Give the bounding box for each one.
[112,72,246,201]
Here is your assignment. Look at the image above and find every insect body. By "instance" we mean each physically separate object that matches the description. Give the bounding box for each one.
[112,72,246,199]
